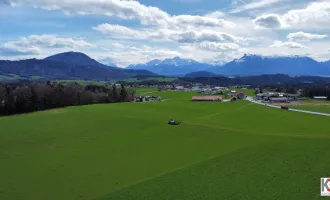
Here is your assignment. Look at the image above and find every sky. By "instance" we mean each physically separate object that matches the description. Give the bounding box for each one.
[0,0,330,67]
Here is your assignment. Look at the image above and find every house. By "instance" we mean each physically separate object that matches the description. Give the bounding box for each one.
[269,97,289,103]
[236,92,245,99]
[256,93,273,100]
[230,90,237,96]
[313,96,328,100]
[192,96,222,102]
[175,86,184,91]
[191,87,201,91]
[283,93,300,101]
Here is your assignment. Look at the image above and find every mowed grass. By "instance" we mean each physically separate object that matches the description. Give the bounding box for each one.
[291,105,330,114]
[0,90,329,200]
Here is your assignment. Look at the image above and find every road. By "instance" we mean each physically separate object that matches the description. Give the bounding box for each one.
[246,96,330,117]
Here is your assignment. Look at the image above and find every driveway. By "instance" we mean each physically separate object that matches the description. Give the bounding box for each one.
[246,96,330,117]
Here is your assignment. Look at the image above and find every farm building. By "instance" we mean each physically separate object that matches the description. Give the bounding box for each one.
[134,96,161,102]
[235,92,245,99]
[282,93,301,100]
[313,96,328,100]
[269,97,289,103]
[256,93,273,100]
[175,86,185,91]
[191,87,201,91]
[192,96,222,102]
[230,90,237,96]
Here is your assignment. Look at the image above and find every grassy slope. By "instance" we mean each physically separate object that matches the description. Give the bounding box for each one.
[0,90,329,200]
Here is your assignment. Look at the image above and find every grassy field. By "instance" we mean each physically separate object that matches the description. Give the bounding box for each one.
[0,89,329,200]
[291,105,330,114]
[55,80,108,86]
[120,77,178,83]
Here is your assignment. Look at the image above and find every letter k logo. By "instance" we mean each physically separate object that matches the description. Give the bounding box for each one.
[321,178,330,192]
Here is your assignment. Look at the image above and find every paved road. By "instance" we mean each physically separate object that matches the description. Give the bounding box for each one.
[246,96,330,117]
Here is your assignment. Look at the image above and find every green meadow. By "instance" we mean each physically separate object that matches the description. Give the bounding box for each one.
[292,105,330,114]
[0,89,329,200]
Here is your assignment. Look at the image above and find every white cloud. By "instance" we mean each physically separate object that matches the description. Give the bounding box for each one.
[0,35,92,56]
[0,43,40,56]
[93,23,256,44]
[270,40,307,48]
[5,35,92,48]
[204,11,225,18]
[254,1,330,29]
[196,42,240,51]
[7,0,235,29]
[253,14,284,29]
[287,31,328,41]
[93,24,144,39]
[97,44,181,67]
[230,0,280,14]
[179,43,244,64]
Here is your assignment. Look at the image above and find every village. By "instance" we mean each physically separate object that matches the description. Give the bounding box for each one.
[255,92,327,103]
[133,84,247,103]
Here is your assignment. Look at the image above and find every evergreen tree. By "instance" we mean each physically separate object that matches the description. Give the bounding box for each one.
[112,84,119,102]
[120,85,127,102]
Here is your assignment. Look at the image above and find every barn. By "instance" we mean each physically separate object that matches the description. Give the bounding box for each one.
[192,96,222,102]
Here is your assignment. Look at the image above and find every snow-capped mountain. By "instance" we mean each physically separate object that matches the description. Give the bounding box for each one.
[127,57,215,76]
[97,57,119,68]
[209,54,330,76]
[126,54,330,76]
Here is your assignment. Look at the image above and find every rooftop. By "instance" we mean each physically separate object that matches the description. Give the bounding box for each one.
[192,96,222,101]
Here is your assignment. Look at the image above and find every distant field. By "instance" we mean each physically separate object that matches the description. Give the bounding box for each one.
[291,105,330,114]
[56,80,107,86]
[0,74,22,81]
[0,89,329,200]
[120,77,178,83]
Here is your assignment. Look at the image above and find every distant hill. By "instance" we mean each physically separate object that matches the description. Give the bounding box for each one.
[0,52,155,81]
[209,54,330,76]
[127,57,215,76]
[44,52,118,70]
[184,71,218,78]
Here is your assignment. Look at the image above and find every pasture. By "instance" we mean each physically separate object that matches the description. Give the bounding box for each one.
[291,105,330,114]
[0,89,329,200]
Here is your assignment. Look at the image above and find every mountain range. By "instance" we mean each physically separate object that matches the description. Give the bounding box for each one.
[127,54,330,76]
[127,57,216,76]
[0,52,155,81]
[1,52,330,82]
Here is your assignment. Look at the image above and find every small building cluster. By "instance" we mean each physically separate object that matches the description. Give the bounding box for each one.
[256,93,302,103]
[313,96,328,100]
[134,96,162,102]
[230,90,245,100]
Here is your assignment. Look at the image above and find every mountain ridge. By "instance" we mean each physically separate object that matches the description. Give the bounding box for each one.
[128,54,330,76]
[127,57,215,76]
[0,52,155,80]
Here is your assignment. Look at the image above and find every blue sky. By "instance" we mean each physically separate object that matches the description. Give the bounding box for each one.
[1,0,330,67]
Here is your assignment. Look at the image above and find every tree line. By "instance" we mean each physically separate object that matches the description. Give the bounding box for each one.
[0,82,135,116]
[301,86,330,100]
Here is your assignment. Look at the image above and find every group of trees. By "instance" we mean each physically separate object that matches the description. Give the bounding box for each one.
[301,86,330,100]
[0,82,135,116]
